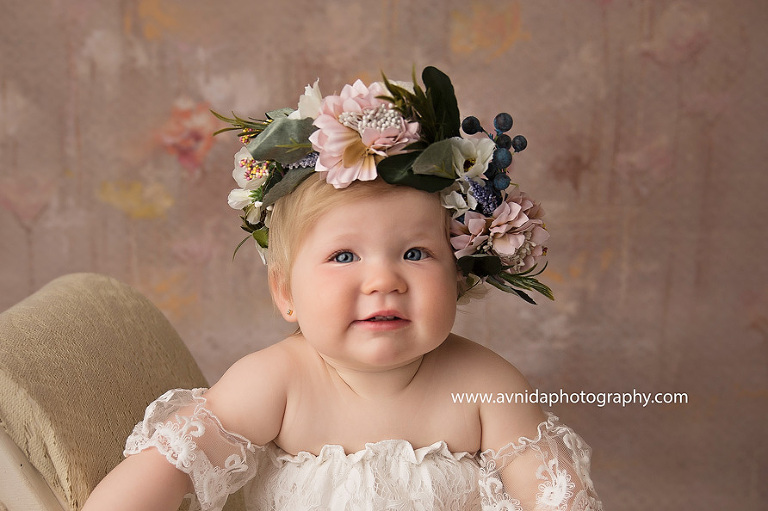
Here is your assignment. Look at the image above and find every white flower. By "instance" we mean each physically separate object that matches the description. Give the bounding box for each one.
[244,201,263,224]
[440,183,477,219]
[232,147,270,190]
[450,137,495,181]
[287,79,323,120]
[227,188,253,210]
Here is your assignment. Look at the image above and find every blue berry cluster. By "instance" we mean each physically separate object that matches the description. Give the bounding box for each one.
[460,113,528,212]
[461,113,527,189]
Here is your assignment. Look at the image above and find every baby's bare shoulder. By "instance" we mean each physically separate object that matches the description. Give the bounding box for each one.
[437,336,548,450]
[202,336,303,445]
[435,334,531,391]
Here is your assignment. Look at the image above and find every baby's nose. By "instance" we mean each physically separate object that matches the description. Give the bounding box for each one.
[361,263,407,294]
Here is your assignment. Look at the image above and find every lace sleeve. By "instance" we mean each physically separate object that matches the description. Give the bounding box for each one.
[477,413,602,511]
[123,388,261,511]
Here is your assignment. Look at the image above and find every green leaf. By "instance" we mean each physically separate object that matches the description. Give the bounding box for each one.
[497,271,555,301]
[262,167,315,207]
[212,126,243,136]
[487,277,538,304]
[457,254,503,277]
[266,108,295,120]
[246,117,316,165]
[377,152,454,192]
[376,151,418,183]
[232,234,251,260]
[412,139,457,179]
[404,140,429,152]
[422,66,461,140]
[516,261,549,278]
[380,69,438,144]
[210,110,269,133]
[252,227,269,248]
[210,109,238,123]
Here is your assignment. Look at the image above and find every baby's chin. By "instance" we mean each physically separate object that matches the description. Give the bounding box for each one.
[345,339,441,371]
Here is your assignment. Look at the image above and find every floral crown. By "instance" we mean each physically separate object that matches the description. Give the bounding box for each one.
[215,66,552,304]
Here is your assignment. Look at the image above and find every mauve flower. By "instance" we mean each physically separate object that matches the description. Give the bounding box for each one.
[308,80,420,188]
[489,187,549,272]
[449,187,548,272]
[450,211,490,258]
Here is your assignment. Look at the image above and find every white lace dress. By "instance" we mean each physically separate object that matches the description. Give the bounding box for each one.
[124,389,602,511]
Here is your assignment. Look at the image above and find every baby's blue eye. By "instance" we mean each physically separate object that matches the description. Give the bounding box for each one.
[332,251,357,263]
[404,248,425,261]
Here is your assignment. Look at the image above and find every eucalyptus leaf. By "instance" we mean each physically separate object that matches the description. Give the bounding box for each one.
[262,167,315,207]
[246,117,316,165]
[266,108,295,120]
[412,139,457,179]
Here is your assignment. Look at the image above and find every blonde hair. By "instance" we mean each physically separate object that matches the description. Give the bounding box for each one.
[267,173,452,296]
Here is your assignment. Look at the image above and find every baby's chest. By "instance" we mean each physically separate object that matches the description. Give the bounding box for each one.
[278,389,481,455]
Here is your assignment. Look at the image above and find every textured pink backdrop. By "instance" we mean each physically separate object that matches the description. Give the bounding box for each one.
[2,1,767,508]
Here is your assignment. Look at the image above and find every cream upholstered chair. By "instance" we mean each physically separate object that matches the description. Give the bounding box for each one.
[0,273,246,511]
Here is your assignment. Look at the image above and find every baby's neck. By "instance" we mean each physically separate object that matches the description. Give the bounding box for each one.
[321,355,425,399]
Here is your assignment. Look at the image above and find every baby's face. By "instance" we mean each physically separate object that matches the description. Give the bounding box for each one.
[287,187,459,372]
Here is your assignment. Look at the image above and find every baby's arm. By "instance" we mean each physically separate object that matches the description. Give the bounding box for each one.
[476,347,600,509]
[81,448,192,511]
[82,343,291,511]
[476,353,548,507]
[477,352,547,451]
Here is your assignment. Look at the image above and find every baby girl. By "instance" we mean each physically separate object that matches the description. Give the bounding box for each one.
[83,67,602,510]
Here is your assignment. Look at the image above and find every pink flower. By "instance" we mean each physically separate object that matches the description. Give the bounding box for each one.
[308,80,420,188]
[489,187,549,273]
[449,188,548,273]
[450,211,490,258]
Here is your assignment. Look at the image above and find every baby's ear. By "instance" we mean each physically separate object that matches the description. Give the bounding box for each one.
[269,273,298,323]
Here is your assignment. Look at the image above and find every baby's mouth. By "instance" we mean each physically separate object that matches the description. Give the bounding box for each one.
[365,315,400,322]
[356,310,410,325]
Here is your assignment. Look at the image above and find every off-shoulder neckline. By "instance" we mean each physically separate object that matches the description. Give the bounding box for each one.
[186,388,561,462]
[269,439,476,464]
[262,412,561,464]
